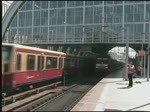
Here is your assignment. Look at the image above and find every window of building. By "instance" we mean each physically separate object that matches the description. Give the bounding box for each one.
[27,55,35,70]
[19,12,26,27]
[26,12,32,26]
[58,1,65,8]
[26,1,32,10]
[41,10,48,25]
[50,1,58,8]
[85,7,93,24]
[34,1,41,9]
[10,15,17,27]
[41,1,48,9]
[94,1,102,5]
[75,1,83,6]
[34,11,41,26]
[67,1,75,7]
[85,1,93,6]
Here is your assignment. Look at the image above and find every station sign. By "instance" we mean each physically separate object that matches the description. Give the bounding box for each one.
[138,50,145,56]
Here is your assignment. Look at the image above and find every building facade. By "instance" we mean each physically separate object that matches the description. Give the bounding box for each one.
[2,1,13,17]
[2,1,150,47]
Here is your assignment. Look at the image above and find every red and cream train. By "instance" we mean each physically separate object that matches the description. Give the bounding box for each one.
[2,43,96,95]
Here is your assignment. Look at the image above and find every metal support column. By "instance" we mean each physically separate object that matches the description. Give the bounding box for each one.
[147,23,150,81]
[141,38,144,77]
[144,53,146,78]
[125,27,129,81]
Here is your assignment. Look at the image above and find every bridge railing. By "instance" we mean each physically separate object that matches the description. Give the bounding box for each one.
[2,36,149,44]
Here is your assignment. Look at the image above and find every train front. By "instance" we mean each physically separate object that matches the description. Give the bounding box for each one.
[95,57,110,73]
[2,44,14,94]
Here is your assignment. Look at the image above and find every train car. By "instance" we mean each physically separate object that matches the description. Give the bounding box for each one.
[95,54,112,73]
[2,43,96,95]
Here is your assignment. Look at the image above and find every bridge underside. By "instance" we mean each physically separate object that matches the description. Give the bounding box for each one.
[23,43,149,55]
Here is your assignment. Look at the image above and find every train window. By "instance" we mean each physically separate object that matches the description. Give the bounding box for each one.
[27,55,35,70]
[37,56,44,70]
[46,57,57,69]
[16,54,21,71]
[2,46,12,72]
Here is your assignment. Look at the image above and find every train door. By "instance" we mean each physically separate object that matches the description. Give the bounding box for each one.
[59,57,63,77]
[37,53,44,76]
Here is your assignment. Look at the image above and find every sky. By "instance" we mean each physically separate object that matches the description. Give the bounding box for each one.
[109,46,136,59]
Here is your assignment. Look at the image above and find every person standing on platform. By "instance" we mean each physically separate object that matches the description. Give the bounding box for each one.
[127,61,135,87]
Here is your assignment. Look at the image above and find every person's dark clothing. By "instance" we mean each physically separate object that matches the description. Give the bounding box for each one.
[128,73,133,87]
[127,64,135,87]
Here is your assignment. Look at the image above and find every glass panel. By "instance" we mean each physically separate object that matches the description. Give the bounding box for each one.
[34,1,41,9]
[20,3,26,11]
[49,9,57,25]
[105,1,113,4]
[10,15,17,27]
[146,4,150,13]
[94,7,102,23]
[26,1,32,10]
[9,28,17,42]
[58,1,65,8]
[41,10,48,25]
[50,1,58,8]
[75,1,83,6]
[26,12,32,26]
[94,1,102,5]
[24,28,32,42]
[2,46,12,72]
[27,55,35,70]
[19,12,25,27]
[46,57,57,69]
[41,1,48,9]
[85,7,93,24]
[114,1,122,4]
[85,1,93,6]
[16,54,21,71]
[67,1,75,7]
[34,11,41,26]
[33,27,41,42]
[41,27,48,41]
[57,9,65,25]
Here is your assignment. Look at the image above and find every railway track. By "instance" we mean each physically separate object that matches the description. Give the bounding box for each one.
[2,75,103,111]
[2,76,78,106]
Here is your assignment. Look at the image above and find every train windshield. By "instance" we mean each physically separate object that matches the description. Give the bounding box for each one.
[2,46,12,72]
[97,58,108,64]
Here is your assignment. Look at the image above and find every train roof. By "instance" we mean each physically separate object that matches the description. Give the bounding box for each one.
[2,43,66,55]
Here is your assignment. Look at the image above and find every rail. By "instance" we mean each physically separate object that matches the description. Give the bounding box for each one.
[2,81,62,106]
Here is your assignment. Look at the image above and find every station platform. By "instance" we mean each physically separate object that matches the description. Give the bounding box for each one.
[71,70,150,111]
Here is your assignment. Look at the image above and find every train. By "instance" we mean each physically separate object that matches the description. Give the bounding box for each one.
[95,54,124,74]
[95,55,111,73]
[2,43,96,95]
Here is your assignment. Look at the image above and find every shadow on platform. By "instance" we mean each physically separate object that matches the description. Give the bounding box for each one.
[104,109,122,111]
[117,86,132,89]
[126,103,150,111]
